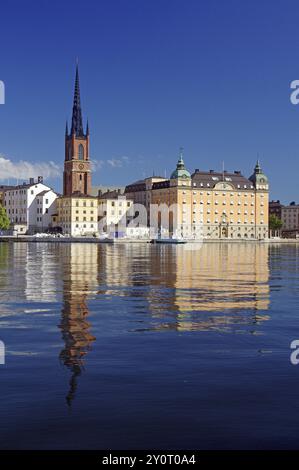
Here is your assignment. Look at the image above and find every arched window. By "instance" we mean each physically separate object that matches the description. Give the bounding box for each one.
[78,144,84,160]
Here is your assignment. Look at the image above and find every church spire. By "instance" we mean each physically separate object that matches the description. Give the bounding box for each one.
[71,63,84,136]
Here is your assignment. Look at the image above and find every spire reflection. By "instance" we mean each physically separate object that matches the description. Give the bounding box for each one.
[59,244,97,406]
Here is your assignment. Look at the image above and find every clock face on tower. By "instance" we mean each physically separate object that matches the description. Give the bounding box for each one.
[78,163,84,170]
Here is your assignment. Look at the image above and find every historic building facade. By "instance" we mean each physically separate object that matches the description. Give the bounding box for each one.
[125,151,269,240]
[98,192,133,236]
[3,177,58,234]
[55,195,98,236]
[281,202,299,238]
[124,176,167,226]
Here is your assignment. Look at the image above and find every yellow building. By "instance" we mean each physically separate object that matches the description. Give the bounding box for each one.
[56,194,98,236]
[125,151,269,240]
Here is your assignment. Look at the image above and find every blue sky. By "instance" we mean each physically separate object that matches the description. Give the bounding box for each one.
[0,0,299,202]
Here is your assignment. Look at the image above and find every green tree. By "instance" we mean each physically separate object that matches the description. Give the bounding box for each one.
[0,205,10,230]
[269,214,283,232]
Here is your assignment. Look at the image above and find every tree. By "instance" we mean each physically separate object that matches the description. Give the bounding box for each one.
[0,205,10,231]
[269,214,283,235]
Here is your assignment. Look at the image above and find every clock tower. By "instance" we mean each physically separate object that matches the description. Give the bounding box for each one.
[63,64,91,196]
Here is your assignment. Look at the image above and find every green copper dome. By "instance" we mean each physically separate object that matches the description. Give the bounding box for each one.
[249,160,268,185]
[170,149,191,179]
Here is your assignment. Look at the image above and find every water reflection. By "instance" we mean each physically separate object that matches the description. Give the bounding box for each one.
[95,243,270,333]
[146,243,270,332]
[2,241,271,404]
[58,244,97,406]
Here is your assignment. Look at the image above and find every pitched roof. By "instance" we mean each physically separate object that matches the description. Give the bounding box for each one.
[191,170,253,189]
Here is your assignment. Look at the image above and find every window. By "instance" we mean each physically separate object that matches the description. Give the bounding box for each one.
[78,144,84,160]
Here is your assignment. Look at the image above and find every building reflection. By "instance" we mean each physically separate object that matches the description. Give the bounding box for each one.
[8,243,61,302]
[146,243,270,332]
[96,242,270,334]
[59,244,97,406]
[18,240,271,403]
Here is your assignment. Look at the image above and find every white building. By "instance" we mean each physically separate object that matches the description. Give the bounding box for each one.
[35,189,59,231]
[3,177,59,234]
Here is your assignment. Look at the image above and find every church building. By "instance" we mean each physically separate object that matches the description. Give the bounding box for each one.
[56,65,98,236]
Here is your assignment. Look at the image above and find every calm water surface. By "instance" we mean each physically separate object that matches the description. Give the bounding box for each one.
[0,241,299,449]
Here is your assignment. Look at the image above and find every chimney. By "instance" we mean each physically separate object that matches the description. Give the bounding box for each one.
[38,176,43,183]
[29,177,34,185]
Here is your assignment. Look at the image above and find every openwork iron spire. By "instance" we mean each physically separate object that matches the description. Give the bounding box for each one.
[71,64,84,136]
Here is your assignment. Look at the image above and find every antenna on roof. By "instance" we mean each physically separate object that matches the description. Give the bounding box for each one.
[222,161,225,181]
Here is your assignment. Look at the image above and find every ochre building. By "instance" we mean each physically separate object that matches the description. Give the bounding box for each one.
[125,151,269,240]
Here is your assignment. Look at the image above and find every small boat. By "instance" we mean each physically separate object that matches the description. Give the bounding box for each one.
[151,238,186,244]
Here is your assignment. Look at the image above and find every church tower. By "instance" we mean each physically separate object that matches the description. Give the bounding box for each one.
[63,64,91,196]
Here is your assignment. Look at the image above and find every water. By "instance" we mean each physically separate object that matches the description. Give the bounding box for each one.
[0,241,298,449]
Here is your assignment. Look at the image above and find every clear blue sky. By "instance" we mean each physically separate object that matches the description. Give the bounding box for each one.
[0,0,299,202]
